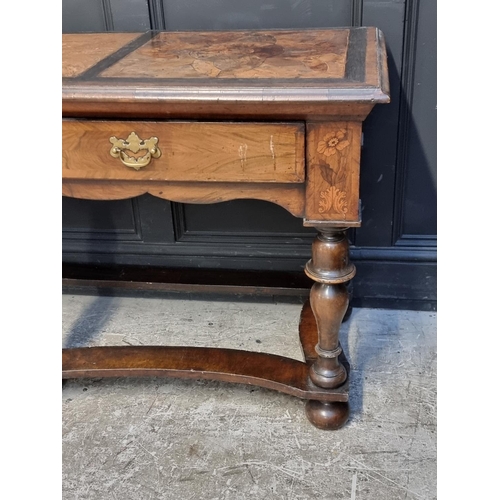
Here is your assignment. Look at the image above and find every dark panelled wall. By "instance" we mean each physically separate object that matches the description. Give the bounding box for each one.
[62,0,437,310]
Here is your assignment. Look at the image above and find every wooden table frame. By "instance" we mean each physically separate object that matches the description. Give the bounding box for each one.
[62,28,390,430]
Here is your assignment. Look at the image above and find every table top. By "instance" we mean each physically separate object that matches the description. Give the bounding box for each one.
[62,28,389,119]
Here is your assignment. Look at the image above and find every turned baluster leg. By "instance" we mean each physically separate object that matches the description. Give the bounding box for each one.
[304,227,355,430]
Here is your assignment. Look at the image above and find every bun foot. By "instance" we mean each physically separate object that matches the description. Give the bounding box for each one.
[305,400,350,430]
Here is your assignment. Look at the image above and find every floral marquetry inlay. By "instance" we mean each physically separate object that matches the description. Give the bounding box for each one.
[315,127,351,215]
[101,30,350,80]
[305,122,361,223]
[317,130,350,157]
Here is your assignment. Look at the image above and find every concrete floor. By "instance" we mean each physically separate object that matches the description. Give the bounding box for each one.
[62,293,436,500]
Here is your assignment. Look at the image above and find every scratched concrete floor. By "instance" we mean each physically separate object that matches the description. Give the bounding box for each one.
[62,293,436,500]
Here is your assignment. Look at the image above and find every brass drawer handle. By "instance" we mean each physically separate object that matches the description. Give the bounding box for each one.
[109,132,161,170]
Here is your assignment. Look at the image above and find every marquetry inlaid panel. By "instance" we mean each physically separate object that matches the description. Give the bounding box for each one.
[62,33,141,77]
[100,30,350,79]
[305,122,362,223]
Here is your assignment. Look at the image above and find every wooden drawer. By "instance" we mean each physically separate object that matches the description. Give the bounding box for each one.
[62,120,305,183]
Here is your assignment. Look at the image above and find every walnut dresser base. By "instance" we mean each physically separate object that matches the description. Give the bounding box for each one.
[62,29,390,430]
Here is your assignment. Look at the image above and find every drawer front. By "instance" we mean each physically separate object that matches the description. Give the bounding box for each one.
[62,121,305,183]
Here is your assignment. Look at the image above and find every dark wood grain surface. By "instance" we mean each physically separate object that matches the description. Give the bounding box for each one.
[62,301,349,403]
